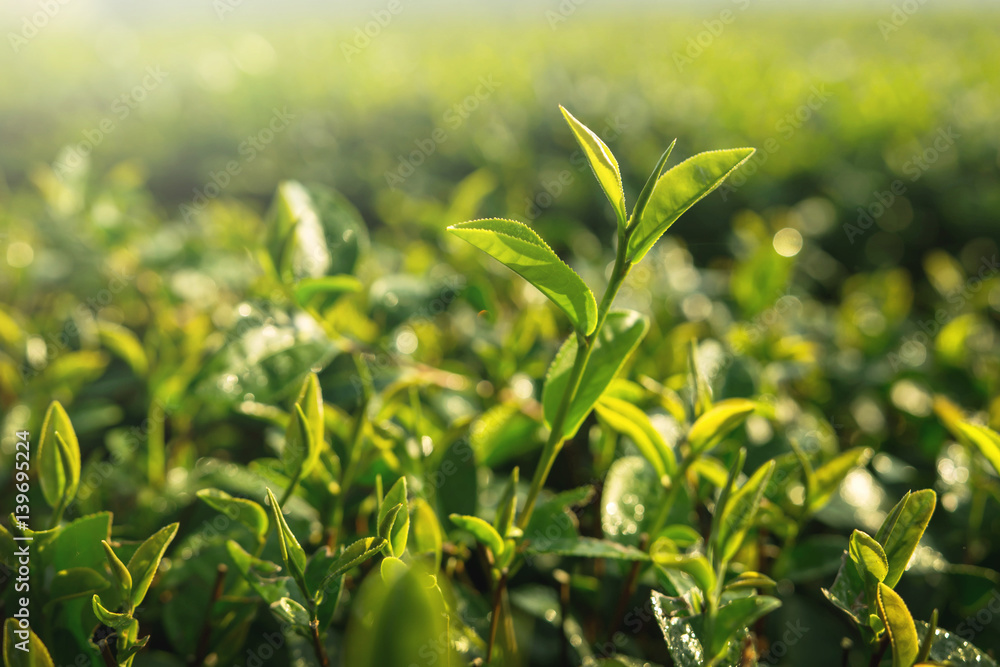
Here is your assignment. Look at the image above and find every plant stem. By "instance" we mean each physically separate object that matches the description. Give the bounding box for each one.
[278,470,302,508]
[97,638,118,667]
[191,564,227,667]
[555,569,571,667]
[517,245,631,531]
[869,636,889,667]
[486,571,508,663]
[309,620,330,667]
[610,533,649,637]
[490,237,631,664]
[48,501,65,530]
[647,448,699,539]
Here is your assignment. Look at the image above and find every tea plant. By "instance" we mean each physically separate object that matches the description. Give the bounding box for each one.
[1,106,999,667]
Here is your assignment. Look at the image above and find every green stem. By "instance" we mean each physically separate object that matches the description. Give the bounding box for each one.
[309,620,331,667]
[616,449,698,613]
[648,448,699,539]
[278,470,303,508]
[48,501,66,530]
[517,245,631,531]
[485,571,508,663]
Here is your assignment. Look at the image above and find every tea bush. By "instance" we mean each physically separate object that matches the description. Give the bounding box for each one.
[2,83,1000,667]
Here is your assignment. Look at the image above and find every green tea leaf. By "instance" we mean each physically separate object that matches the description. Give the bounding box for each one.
[626,148,756,262]
[650,546,716,597]
[344,563,456,667]
[653,609,710,667]
[524,536,650,561]
[469,402,540,467]
[916,608,938,664]
[876,583,919,667]
[526,485,593,546]
[449,218,598,335]
[601,456,663,546]
[849,530,889,584]
[44,512,112,573]
[809,447,873,514]
[37,401,80,513]
[378,477,409,557]
[450,514,504,557]
[92,594,133,630]
[115,627,148,663]
[717,459,775,562]
[225,539,294,605]
[3,618,55,667]
[380,556,409,584]
[543,309,649,440]
[875,489,936,588]
[708,448,745,564]
[316,572,346,630]
[823,558,867,626]
[283,403,318,481]
[46,567,109,611]
[377,503,403,546]
[956,422,1000,477]
[595,395,677,481]
[127,522,179,609]
[293,275,363,307]
[559,105,627,230]
[709,595,781,658]
[96,320,149,377]
[724,571,777,591]
[102,540,133,608]
[915,620,998,667]
[493,467,519,539]
[325,536,387,583]
[687,398,756,455]
[265,488,309,598]
[628,140,676,231]
[657,524,703,550]
[196,488,269,541]
[687,339,714,419]
[270,180,326,279]
[270,597,311,627]
[410,498,444,571]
